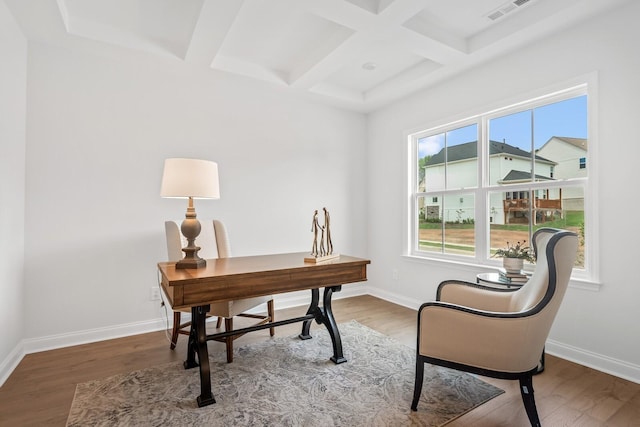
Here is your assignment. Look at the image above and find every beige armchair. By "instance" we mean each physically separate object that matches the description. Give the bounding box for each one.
[165,219,275,363]
[411,228,578,427]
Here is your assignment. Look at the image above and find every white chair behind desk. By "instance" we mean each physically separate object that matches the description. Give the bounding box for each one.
[164,219,275,363]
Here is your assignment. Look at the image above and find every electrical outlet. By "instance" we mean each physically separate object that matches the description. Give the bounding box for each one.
[392,269,399,280]
[150,287,161,301]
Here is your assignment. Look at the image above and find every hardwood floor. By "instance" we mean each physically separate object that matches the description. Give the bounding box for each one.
[0,295,638,426]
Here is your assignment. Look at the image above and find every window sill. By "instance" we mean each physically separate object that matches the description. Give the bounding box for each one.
[402,254,602,291]
[567,277,602,292]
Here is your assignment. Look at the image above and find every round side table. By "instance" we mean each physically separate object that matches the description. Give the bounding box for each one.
[476,272,525,289]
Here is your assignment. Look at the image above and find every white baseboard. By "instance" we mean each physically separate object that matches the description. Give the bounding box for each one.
[0,318,169,387]
[21,318,169,355]
[2,284,638,387]
[0,343,25,387]
[366,286,423,311]
[546,339,640,384]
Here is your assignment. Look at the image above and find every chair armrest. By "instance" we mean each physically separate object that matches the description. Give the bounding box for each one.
[437,280,515,312]
[417,302,544,373]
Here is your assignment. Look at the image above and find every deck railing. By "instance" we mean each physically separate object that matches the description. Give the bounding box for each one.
[503,198,562,224]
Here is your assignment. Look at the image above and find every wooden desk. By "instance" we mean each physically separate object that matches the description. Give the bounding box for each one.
[158,252,370,407]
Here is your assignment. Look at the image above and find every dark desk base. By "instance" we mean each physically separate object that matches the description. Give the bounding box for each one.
[184,286,345,407]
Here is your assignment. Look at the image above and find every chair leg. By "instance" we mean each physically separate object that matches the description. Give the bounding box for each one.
[411,356,425,411]
[224,317,234,363]
[216,317,222,329]
[519,374,542,427]
[170,311,181,350]
[268,299,275,337]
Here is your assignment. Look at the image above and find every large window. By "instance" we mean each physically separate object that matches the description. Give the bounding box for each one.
[409,85,592,279]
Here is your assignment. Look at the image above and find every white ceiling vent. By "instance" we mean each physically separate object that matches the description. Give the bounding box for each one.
[487,10,504,20]
[487,0,533,21]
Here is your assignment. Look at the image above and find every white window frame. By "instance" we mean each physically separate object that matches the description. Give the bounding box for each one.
[405,82,600,287]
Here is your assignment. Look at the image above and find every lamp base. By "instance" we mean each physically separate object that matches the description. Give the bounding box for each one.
[176,197,207,269]
[176,257,207,269]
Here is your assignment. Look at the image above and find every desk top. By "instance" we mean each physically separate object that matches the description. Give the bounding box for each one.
[158,252,370,309]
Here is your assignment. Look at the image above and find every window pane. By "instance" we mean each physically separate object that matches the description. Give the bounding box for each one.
[423,124,477,192]
[418,194,475,256]
[489,190,534,267]
[443,193,475,256]
[490,186,585,268]
[419,134,444,191]
[532,186,585,269]
[445,125,478,189]
[417,195,443,253]
[489,110,533,185]
[534,96,588,180]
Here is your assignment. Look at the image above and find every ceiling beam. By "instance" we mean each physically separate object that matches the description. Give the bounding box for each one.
[288,0,466,91]
[184,0,245,66]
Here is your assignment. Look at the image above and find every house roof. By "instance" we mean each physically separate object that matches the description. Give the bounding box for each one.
[539,136,588,151]
[425,140,554,166]
[500,170,554,182]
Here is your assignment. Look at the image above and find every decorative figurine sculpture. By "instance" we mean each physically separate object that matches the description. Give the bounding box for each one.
[311,209,322,257]
[323,207,333,255]
[306,207,338,263]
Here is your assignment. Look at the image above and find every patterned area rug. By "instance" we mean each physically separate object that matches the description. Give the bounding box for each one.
[66,321,503,426]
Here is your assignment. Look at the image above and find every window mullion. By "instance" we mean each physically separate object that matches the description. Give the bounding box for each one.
[477,118,488,261]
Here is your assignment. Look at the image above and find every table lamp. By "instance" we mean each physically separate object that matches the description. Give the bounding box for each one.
[160,158,220,269]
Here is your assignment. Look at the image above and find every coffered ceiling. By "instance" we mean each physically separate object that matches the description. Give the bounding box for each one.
[4,0,630,112]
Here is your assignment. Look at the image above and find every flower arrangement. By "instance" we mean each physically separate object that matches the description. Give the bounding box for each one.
[493,240,535,263]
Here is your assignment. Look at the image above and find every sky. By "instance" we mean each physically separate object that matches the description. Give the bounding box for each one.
[418,95,587,158]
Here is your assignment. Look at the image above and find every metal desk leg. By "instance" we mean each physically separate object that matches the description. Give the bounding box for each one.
[321,285,346,364]
[298,286,346,364]
[184,305,216,407]
[299,288,319,340]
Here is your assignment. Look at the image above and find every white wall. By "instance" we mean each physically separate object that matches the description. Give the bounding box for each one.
[5,0,640,387]
[22,41,367,346]
[367,1,640,382]
[0,2,27,383]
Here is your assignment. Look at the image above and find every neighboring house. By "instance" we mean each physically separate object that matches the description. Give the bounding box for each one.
[535,136,587,211]
[422,140,560,225]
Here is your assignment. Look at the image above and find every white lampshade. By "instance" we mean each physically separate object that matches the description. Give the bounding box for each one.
[160,158,220,199]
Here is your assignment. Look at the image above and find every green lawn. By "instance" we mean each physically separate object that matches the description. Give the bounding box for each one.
[419,210,584,231]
